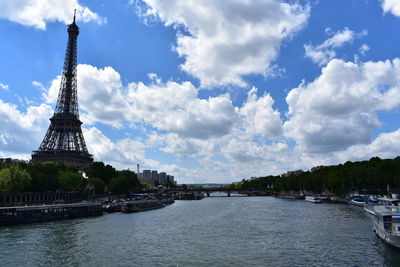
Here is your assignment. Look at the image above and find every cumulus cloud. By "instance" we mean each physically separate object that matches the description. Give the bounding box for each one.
[284,58,400,153]
[382,0,400,17]
[0,0,105,29]
[239,87,282,139]
[335,129,400,162]
[137,0,309,88]
[148,132,216,158]
[304,27,367,66]
[44,65,239,139]
[44,64,128,128]
[84,127,189,180]
[83,127,159,169]
[0,100,52,154]
[127,80,238,139]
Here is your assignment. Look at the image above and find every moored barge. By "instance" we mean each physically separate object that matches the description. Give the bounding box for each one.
[368,205,400,249]
[0,202,103,226]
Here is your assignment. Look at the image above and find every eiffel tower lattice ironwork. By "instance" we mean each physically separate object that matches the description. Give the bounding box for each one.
[32,11,93,168]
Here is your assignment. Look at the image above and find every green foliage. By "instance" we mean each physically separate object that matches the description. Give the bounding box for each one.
[109,169,141,194]
[86,162,117,186]
[22,162,77,192]
[236,156,400,194]
[164,180,175,188]
[0,161,148,194]
[0,165,32,194]
[58,171,85,191]
[88,177,105,194]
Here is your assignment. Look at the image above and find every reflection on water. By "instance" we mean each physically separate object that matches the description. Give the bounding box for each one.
[0,197,399,266]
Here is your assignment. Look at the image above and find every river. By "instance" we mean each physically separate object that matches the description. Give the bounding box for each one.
[1,197,399,266]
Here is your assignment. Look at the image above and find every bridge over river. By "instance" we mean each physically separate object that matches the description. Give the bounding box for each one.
[166,187,273,197]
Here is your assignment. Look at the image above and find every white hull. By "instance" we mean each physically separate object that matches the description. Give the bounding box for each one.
[370,206,400,249]
[305,196,322,203]
[373,222,400,249]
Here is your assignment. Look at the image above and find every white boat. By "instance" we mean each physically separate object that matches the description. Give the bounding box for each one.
[370,205,400,249]
[347,195,368,206]
[377,197,400,206]
[305,196,322,203]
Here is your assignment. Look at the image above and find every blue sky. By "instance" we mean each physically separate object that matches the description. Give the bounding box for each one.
[1,0,400,183]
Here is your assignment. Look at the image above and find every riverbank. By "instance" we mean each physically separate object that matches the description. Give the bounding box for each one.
[0,196,175,226]
[274,191,348,204]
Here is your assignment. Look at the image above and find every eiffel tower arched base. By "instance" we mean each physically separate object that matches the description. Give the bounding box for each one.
[32,150,93,170]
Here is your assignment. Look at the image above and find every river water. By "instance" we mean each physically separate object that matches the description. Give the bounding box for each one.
[1,197,399,266]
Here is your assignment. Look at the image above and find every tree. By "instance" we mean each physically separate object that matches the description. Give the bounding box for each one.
[24,162,76,191]
[86,162,117,186]
[0,165,32,194]
[88,177,105,194]
[58,171,85,191]
[164,179,175,189]
[109,169,141,194]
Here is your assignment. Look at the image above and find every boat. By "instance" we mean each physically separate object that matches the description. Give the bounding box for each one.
[0,202,103,226]
[369,204,400,249]
[377,197,400,206]
[347,195,368,206]
[305,196,322,203]
[121,200,164,213]
[175,192,205,200]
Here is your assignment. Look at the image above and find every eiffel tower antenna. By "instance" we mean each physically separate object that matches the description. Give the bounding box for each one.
[32,11,93,169]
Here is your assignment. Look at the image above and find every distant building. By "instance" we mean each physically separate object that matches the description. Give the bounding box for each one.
[310,166,326,172]
[282,169,304,177]
[167,175,174,184]
[141,170,152,185]
[151,170,158,184]
[0,158,27,164]
[138,169,177,186]
[159,172,167,185]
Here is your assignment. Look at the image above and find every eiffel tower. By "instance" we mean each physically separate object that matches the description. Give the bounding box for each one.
[32,11,93,169]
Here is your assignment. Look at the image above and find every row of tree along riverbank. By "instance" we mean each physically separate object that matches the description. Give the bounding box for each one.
[228,156,400,197]
[0,161,175,207]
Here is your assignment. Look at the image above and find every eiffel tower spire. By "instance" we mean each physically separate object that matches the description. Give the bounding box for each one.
[32,11,93,169]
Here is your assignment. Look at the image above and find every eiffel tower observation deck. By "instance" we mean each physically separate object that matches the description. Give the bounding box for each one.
[32,11,93,169]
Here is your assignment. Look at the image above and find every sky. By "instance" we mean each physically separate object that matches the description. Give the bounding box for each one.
[0,0,400,184]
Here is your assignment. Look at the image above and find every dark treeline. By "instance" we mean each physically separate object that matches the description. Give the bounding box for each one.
[0,161,142,195]
[229,157,400,195]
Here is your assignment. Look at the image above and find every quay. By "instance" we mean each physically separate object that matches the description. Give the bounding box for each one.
[0,202,103,226]
[121,198,174,213]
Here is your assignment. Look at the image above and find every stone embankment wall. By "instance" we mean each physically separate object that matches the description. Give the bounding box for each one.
[0,192,86,207]
[275,190,347,203]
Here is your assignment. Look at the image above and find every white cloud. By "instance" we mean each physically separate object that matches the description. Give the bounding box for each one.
[304,27,367,66]
[128,80,238,139]
[382,0,400,17]
[83,127,184,178]
[284,58,400,153]
[239,87,282,139]
[148,132,216,158]
[45,65,239,139]
[138,0,309,88]
[335,129,400,162]
[84,127,157,169]
[0,99,52,154]
[0,83,9,91]
[44,64,128,128]
[359,44,370,56]
[0,0,105,30]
